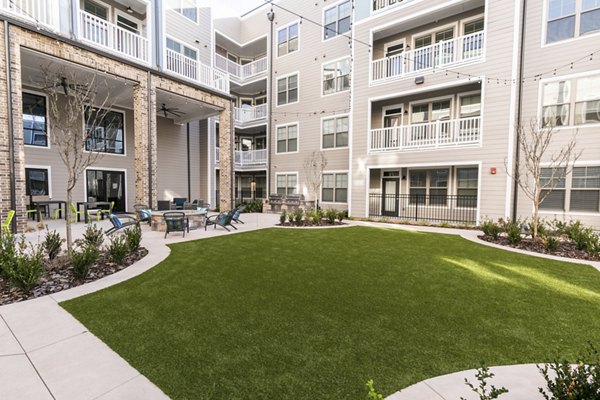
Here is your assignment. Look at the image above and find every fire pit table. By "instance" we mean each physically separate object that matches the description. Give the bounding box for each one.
[150,210,207,232]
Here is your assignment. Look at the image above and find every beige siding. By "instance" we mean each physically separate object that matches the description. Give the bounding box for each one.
[164,7,213,66]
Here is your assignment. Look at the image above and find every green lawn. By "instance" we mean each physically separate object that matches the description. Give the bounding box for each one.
[61,227,600,399]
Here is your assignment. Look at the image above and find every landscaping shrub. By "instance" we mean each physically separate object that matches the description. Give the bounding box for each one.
[325,208,337,224]
[107,235,129,265]
[279,210,287,225]
[5,239,44,293]
[538,343,600,400]
[543,234,559,252]
[550,219,568,236]
[243,200,263,213]
[124,225,142,253]
[461,364,509,400]
[337,210,346,223]
[71,243,99,281]
[293,208,303,225]
[568,224,599,253]
[503,220,522,245]
[481,219,502,240]
[0,233,17,277]
[310,210,323,225]
[43,229,63,260]
[83,224,104,248]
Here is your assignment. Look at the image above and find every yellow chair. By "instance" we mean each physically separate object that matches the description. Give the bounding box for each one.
[70,203,88,223]
[96,201,114,221]
[1,210,15,235]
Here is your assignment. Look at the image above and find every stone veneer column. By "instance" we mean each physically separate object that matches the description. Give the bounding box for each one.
[218,103,233,211]
[133,78,157,209]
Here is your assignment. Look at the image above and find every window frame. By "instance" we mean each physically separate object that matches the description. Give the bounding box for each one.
[23,91,50,149]
[276,72,299,107]
[544,0,600,45]
[25,166,51,197]
[277,20,300,58]
[166,36,198,61]
[323,0,352,41]
[321,171,348,204]
[275,122,299,154]
[456,167,479,208]
[276,172,298,196]
[322,57,351,96]
[321,115,349,150]
[407,168,450,206]
[171,0,200,24]
[84,107,126,156]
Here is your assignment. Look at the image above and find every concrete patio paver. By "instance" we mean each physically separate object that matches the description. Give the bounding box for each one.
[0,355,54,400]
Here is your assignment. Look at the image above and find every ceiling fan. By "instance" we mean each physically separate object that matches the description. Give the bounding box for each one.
[41,76,89,96]
[159,103,184,118]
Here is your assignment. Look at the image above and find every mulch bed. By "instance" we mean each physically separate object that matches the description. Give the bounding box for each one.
[0,248,148,306]
[478,235,600,262]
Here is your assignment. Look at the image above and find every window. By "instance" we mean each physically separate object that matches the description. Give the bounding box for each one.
[23,93,47,147]
[323,58,350,95]
[85,108,125,154]
[410,100,450,141]
[547,0,600,43]
[575,75,600,124]
[540,167,567,210]
[413,27,455,70]
[84,0,107,19]
[25,168,49,196]
[322,116,349,149]
[542,81,570,127]
[322,173,348,203]
[463,19,485,59]
[277,74,298,106]
[464,19,485,34]
[276,124,298,153]
[409,169,449,205]
[571,166,600,211]
[173,0,198,23]
[277,174,297,195]
[457,168,478,207]
[278,22,299,57]
[166,38,197,60]
[324,0,351,40]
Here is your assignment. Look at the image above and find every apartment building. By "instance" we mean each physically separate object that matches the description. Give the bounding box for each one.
[0,0,235,232]
[2,0,599,232]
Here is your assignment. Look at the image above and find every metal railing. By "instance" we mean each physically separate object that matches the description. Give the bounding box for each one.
[214,54,268,82]
[372,0,412,12]
[234,104,267,124]
[79,10,149,63]
[369,116,481,152]
[371,31,485,82]
[0,0,57,28]
[166,48,230,93]
[215,148,268,167]
[369,193,477,224]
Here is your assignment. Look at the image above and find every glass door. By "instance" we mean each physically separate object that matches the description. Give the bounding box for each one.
[382,178,399,216]
[86,170,126,212]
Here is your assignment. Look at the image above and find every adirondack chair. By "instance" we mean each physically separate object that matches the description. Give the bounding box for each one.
[232,205,246,224]
[106,213,140,235]
[205,210,236,232]
[163,211,188,238]
[1,210,15,235]
[133,204,152,225]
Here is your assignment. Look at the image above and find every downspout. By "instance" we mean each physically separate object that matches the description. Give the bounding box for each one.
[147,71,153,208]
[512,0,527,221]
[4,20,16,233]
[187,122,191,200]
[266,9,275,196]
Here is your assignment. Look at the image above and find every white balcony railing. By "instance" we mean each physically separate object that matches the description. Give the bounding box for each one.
[0,0,57,28]
[215,148,268,167]
[79,10,148,63]
[371,31,485,82]
[372,0,413,12]
[215,54,267,82]
[234,104,267,125]
[166,48,230,94]
[369,117,481,152]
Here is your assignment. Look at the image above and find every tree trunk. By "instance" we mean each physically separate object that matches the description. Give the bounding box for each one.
[533,205,539,240]
[66,189,73,253]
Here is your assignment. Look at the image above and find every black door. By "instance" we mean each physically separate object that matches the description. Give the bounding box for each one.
[86,170,126,212]
[382,178,399,217]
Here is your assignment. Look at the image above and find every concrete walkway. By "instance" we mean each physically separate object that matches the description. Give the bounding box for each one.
[1,216,597,399]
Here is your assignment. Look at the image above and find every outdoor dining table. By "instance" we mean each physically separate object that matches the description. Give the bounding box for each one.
[32,200,67,222]
[76,201,112,223]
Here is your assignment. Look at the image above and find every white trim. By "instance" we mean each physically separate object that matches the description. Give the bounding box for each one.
[82,106,127,157]
[213,29,268,49]
[320,56,351,98]
[274,121,300,155]
[22,90,51,150]
[381,103,404,128]
[367,0,425,20]
[275,71,300,107]
[407,95,454,124]
[411,21,458,49]
[25,164,53,199]
[319,113,350,151]
[321,170,349,205]
[114,9,142,35]
[83,167,128,212]
[83,0,112,21]
[276,19,301,59]
[460,13,486,36]
[367,77,475,104]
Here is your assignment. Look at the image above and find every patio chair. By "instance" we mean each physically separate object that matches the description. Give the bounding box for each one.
[172,198,187,210]
[1,210,15,236]
[232,205,246,224]
[70,202,88,223]
[106,213,140,235]
[163,211,188,238]
[94,201,114,221]
[205,210,236,232]
[133,203,152,225]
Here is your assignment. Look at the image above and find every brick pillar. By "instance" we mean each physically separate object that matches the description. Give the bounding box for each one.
[218,103,233,211]
[133,77,157,209]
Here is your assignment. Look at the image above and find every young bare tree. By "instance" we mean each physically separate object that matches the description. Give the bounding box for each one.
[40,66,115,251]
[303,151,328,209]
[507,119,581,239]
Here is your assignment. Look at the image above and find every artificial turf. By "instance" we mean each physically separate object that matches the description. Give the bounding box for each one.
[61,226,600,399]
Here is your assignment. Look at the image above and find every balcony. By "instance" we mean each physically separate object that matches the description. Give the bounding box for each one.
[79,10,149,64]
[215,148,268,168]
[166,48,230,94]
[371,32,485,83]
[369,117,481,152]
[0,0,58,29]
[234,104,267,126]
[215,54,267,84]
[372,0,414,13]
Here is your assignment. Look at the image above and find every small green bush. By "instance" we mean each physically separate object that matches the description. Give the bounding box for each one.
[461,363,509,400]
[124,225,142,253]
[43,229,63,260]
[337,210,346,223]
[504,220,522,245]
[83,224,104,248]
[5,240,44,293]
[544,235,559,252]
[293,208,303,225]
[107,235,129,265]
[71,244,99,281]
[538,343,600,400]
[365,380,383,400]
[481,219,502,240]
[243,201,263,213]
[325,208,337,224]
[0,233,17,277]
[279,210,287,225]
[310,210,323,225]
[550,219,568,236]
